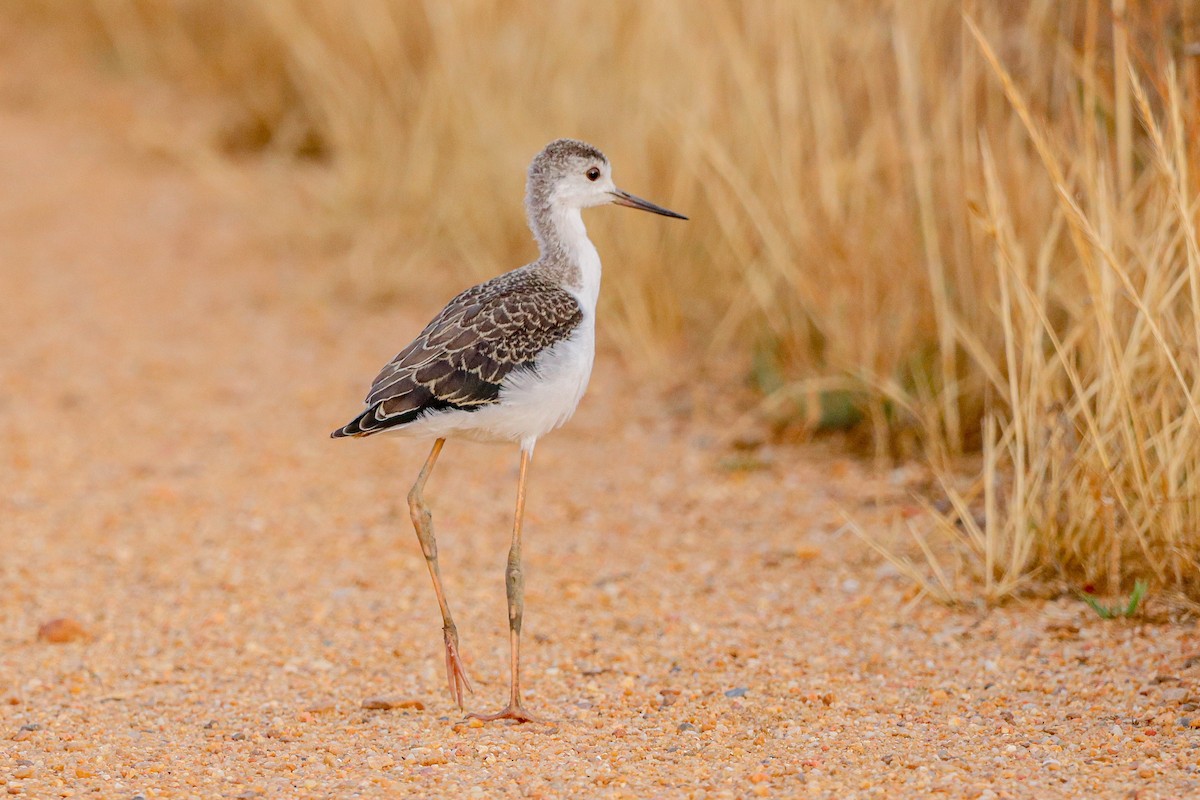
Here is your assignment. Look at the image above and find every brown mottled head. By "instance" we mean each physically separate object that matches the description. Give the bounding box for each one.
[526,138,611,214]
[536,138,607,170]
[524,138,688,248]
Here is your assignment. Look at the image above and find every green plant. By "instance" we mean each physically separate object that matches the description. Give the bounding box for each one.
[1080,580,1149,620]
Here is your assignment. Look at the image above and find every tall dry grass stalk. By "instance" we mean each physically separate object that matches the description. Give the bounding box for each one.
[36,0,1200,601]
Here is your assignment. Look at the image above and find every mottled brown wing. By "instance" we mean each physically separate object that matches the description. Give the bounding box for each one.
[331,271,583,438]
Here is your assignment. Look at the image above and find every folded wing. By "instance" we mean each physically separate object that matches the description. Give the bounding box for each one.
[331,271,583,438]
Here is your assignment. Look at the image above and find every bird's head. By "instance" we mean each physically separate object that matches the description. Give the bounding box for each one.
[527,138,687,219]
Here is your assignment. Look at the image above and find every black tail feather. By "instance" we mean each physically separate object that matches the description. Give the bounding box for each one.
[330,402,441,439]
[330,407,376,438]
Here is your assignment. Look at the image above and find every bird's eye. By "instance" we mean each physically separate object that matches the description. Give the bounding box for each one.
[586,167,601,181]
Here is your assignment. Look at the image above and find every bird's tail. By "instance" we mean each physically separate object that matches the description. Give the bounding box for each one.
[330,409,371,438]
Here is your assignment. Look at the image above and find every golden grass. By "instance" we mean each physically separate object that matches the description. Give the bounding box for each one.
[24,0,1200,603]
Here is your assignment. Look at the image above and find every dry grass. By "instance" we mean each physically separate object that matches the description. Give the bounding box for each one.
[19,0,1200,602]
[953,11,1200,604]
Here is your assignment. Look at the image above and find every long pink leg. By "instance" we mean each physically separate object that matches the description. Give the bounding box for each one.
[467,447,544,723]
[408,438,473,709]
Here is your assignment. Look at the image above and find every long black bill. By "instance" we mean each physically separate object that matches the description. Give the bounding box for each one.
[610,189,688,220]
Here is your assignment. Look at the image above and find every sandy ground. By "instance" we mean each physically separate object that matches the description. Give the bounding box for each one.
[3,22,1200,800]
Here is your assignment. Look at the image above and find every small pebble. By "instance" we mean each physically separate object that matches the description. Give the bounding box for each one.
[365,754,395,770]
[36,618,88,644]
[362,696,425,711]
[1162,687,1190,703]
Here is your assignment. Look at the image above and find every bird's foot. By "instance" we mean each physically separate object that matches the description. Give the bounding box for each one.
[465,703,546,724]
[443,627,473,710]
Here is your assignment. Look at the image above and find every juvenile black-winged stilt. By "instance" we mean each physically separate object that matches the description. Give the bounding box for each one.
[332,138,686,722]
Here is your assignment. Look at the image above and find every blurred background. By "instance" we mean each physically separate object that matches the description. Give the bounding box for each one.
[5,1,1200,602]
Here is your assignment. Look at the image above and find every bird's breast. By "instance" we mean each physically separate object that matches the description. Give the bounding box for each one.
[490,319,596,444]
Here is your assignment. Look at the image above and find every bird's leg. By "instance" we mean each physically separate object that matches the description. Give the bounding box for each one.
[408,438,473,710]
[467,447,544,723]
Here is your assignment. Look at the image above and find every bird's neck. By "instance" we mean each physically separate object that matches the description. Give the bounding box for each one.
[529,203,601,313]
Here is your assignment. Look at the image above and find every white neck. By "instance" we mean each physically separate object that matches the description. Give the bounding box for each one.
[536,205,602,314]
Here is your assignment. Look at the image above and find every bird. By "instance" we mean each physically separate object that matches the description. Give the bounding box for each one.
[331,138,686,722]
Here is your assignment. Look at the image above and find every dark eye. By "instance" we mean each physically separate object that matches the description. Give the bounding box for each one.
[586,167,601,181]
